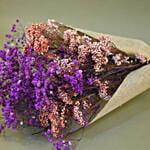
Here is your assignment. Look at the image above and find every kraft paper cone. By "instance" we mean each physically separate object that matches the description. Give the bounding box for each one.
[60,24,150,124]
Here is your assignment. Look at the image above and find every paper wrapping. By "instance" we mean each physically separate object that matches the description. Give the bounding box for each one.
[67,26,150,124]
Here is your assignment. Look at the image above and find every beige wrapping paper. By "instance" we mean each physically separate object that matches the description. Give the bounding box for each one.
[65,25,150,124]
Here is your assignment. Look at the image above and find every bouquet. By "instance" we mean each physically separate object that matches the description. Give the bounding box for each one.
[0,19,150,150]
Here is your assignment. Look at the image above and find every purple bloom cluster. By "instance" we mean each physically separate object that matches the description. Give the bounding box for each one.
[0,46,37,128]
[64,69,83,94]
[0,20,91,150]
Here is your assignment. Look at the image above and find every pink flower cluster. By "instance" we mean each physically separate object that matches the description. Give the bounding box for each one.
[25,23,49,54]
[25,20,60,55]
[112,53,129,65]
[94,79,110,100]
[135,53,148,63]
[64,30,112,72]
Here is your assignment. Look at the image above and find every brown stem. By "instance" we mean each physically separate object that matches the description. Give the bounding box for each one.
[73,93,96,104]
[98,63,144,79]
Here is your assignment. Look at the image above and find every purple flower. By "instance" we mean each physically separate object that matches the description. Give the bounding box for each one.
[48,138,53,143]
[16,19,19,23]
[21,33,25,40]
[88,78,93,85]
[29,119,35,125]
[47,129,51,134]
[49,84,53,89]
[75,70,83,79]
[73,60,78,65]
[37,81,41,87]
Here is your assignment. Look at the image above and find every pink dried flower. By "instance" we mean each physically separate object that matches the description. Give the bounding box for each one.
[78,44,90,62]
[39,22,47,28]
[73,101,86,126]
[112,53,129,65]
[65,31,92,62]
[47,19,60,38]
[48,102,67,137]
[135,53,148,63]
[76,35,92,62]
[39,110,49,127]
[63,29,78,43]
[24,20,60,55]
[57,58,70,72]
[82,100,91,110]
[63,29,81,53]
[94,79,110,100]
[58,88,73,105]
[91,38,111,72]
[25,23,49,54]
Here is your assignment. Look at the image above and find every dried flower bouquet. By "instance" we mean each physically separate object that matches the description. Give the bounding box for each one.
[0,19,150,150]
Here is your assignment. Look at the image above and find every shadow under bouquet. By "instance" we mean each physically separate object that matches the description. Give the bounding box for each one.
[0,19,150,150]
